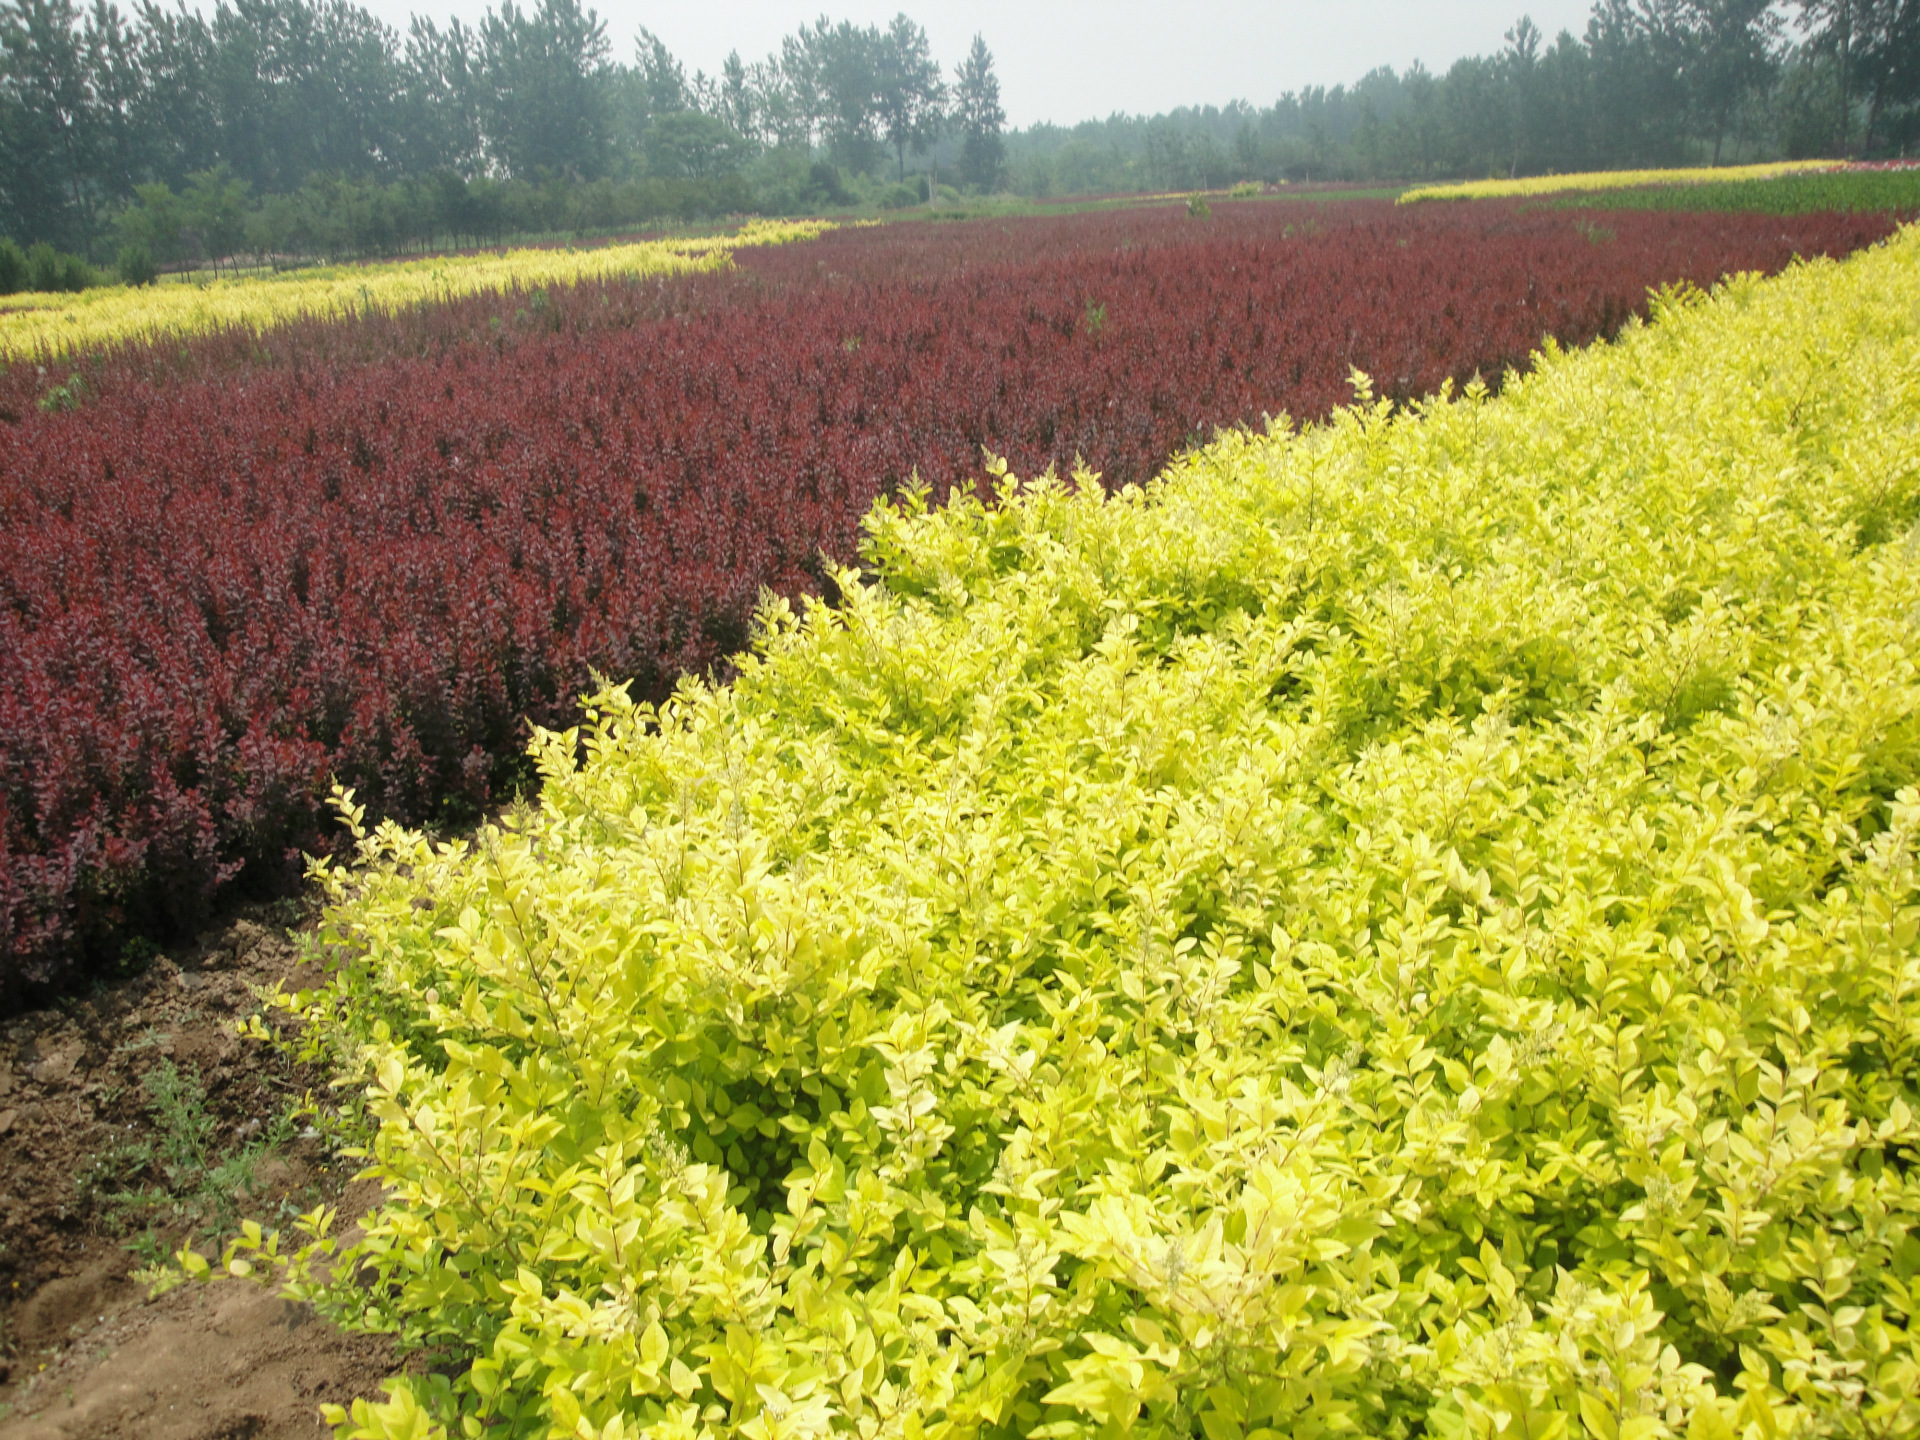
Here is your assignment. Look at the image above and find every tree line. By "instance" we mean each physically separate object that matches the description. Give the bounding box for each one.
[0,0,1007,262]
[2,0,1914,273]
[1010,2,1918,197]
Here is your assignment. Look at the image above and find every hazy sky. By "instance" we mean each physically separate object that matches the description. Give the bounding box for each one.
[348,1,1605,129]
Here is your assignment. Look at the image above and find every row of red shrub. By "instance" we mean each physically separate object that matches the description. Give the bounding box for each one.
[0,198,1898,997]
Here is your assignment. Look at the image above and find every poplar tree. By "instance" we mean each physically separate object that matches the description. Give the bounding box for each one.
[954,32,1003,191]
[875,12,942,179]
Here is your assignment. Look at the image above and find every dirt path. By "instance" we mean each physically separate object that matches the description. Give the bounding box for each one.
[0,911,400,1438]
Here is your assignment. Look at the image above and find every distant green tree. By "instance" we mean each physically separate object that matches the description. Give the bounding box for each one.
[116,238,156,283]
[1871,0,1920,149]
[284,169,393,258]
[874,13,943,179]
[396,14,482,175]
[1354,96,1384,176]
[86,0,151,209]
[1795,0,1920,153]
[749,50,812,150]
[421,167,481,243]
[790,17,884,174]
[644,110,750,178]
[124,0,220,184]
[718,49,754,137]
[1793,0,1860,151]
[1529,28,1598,172]
[1390,60,1445,176]
[0,0,101,247]
[476,0,611,179]
[1501,15,1543,178]
[1680,0,1782,163]
[1439,53,1507,175]
[25,237,94,288]
[953,33,1004,190]
[804,158,851,205]
[1231,119,1261,179]
[1143,113,1188,188]
[634,23,687,114]
[183,162,248,266]
[113,178,190,264]
[1582,0,1689,165]
[200,0,405,196]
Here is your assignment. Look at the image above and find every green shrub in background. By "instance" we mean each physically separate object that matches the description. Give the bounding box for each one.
[23,241,97,293]
[116,241,159,287]
[0,238,24,294]
[232,227,1920,1440]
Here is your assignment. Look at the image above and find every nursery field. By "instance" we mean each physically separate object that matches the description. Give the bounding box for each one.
[256,221,1920,1440]
[0,198,1901,1001]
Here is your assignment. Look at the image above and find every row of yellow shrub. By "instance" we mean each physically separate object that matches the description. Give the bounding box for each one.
[0,219,832,361]
[1399,159,1840,203]
[227,223,1920,1440]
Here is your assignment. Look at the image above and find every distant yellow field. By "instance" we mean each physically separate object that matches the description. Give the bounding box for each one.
[0,218,833,361]
[1398,160,1842,204]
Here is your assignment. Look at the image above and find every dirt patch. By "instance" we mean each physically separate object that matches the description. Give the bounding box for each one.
[0,1272,399,1440]
[0,906,401,1437]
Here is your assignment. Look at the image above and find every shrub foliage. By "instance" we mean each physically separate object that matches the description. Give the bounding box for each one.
[254,227,1920,1439]
[0,201,1898,998]
[0,221,827,362]
[1556,170,1920,217]
[1398,161,1838,204]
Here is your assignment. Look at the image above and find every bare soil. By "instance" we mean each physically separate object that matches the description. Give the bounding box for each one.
[0,908,401,1438]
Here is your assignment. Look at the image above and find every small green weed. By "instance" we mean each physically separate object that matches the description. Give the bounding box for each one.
[77,1058,299,1266]
[35,371,89,414]
[113,936,160,979]
[125,1229,170,1268]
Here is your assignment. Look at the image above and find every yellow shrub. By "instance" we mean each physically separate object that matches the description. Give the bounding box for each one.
[0,218,832,361]
[1400,159,1841,203]
[249,223,1920,1440]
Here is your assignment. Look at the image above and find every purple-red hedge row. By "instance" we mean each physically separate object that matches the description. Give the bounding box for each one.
[0,199,1898,996]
